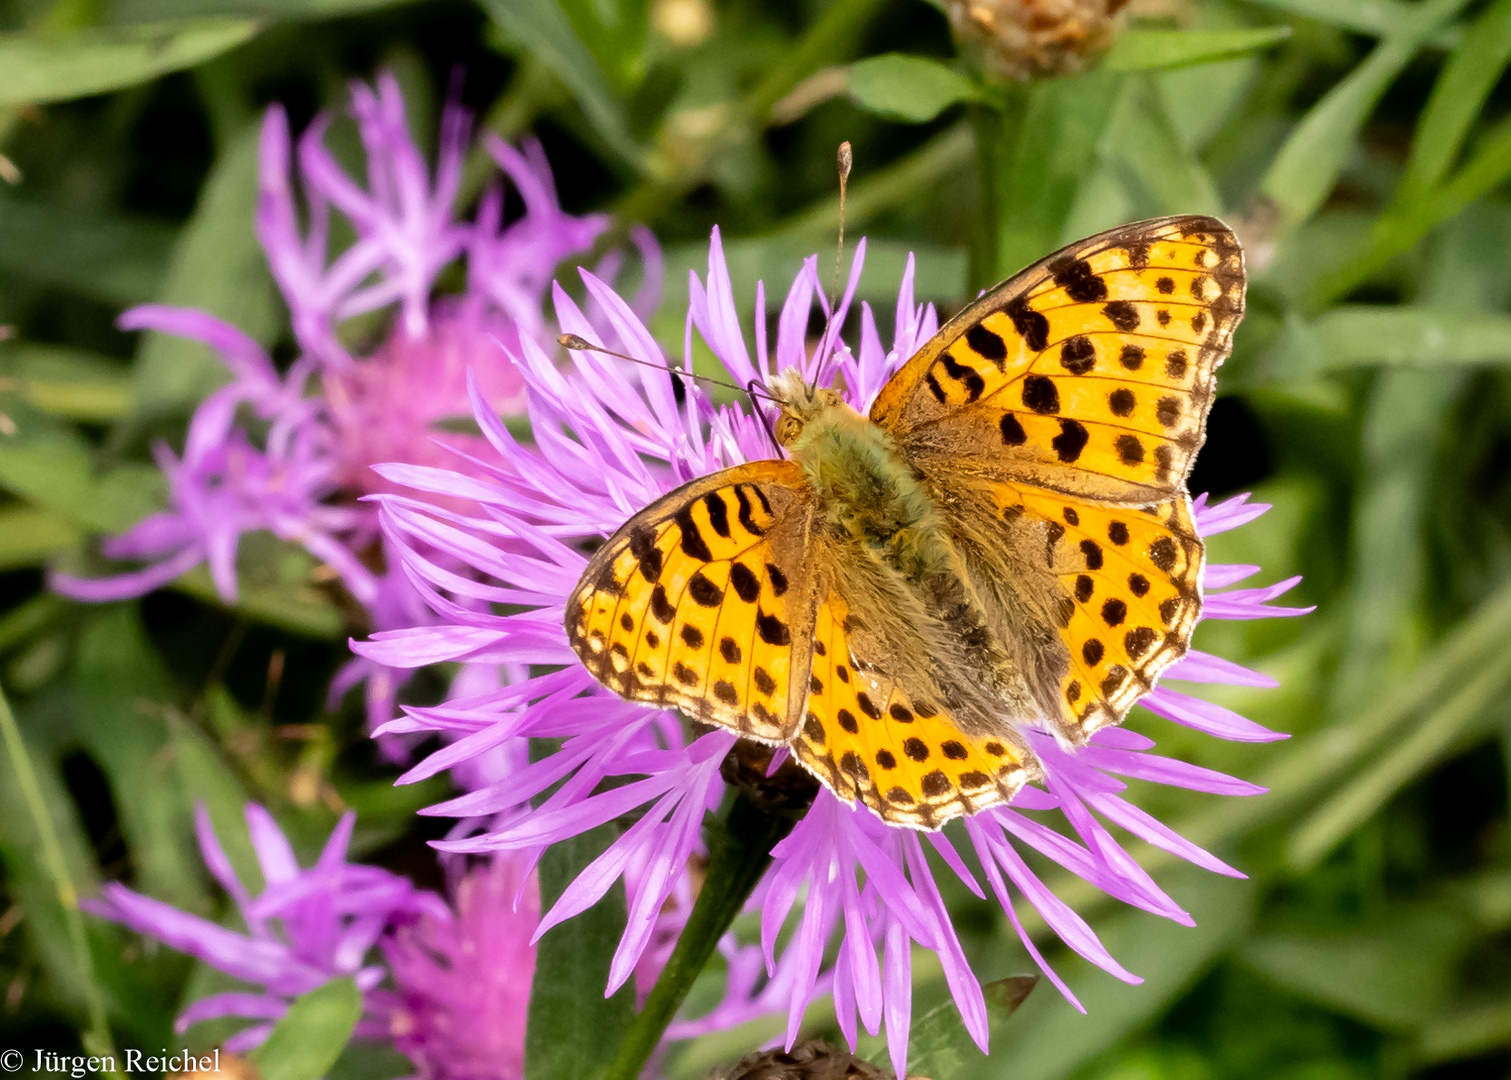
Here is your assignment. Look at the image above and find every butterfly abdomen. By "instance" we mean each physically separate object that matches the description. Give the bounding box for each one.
[786,399,1038,740]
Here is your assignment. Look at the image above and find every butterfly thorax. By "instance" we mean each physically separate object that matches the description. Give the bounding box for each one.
[772,370,935,556]
[771,369,1033,736]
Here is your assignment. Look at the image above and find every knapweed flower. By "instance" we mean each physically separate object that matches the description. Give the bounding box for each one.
[51,72,660,747]
[945,0,1128,82]
[377,855,539,1080]
[358,229,1309,1075]
[86,804,447,1051]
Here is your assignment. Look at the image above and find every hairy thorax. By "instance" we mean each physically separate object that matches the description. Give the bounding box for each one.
[771,370,1037,733]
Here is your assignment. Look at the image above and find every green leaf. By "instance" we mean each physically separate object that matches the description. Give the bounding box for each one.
[251,977,363,1080]
[1327,369,1464,711]
[1095,74,1222,217]
[880,976,1038,1078]
[1417,996,1511,1065]
[557,0,647,99]
[1288,646,1511,870]
[967,866,1255,1080]
[0,342,132,422]
[51,606,209,910]
[1240,902,1476,1030]
[0,689,106,1021]
[0,18,260,107]
[478,0,643,171]
[0,506,80,570]
[847,54,980,123]
[133,120,280,417]
[1261,0,1472,227]
[525,822,635,1080]
[112,0,410,19]
[1102,27,1293,72]
[1243,0,1458,45]
[0,195,174,306]
[995,70,1120,281]
[1269,306,1511,376]
[170,536,346,640]
[1396,0,1511,201]
[0,422,165,534]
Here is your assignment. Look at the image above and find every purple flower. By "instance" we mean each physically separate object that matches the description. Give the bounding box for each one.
[356,229,1309,1074]
[86,804,447,1051]
[51,73,659,748]
[378,855,539,1080]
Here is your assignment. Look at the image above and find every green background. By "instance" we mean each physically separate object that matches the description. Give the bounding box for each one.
[2,0,1510,1075]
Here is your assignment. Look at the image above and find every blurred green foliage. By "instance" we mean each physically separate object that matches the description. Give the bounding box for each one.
[1,0,1510,1075]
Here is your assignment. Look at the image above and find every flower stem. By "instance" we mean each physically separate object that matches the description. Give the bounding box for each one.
[603,792,794,1080]
[0,683,117,1071]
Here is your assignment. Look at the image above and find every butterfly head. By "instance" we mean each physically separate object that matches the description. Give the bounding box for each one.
[769,368,849,447]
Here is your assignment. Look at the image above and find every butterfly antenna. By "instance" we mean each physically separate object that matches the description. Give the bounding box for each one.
[558,333,754,399]
[746,378,783,455]
[813,141,853,392]
[833,140,852,313]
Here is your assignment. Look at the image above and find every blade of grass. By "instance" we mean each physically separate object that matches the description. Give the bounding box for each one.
[0,682,117,1067]
[1396,0,1511,201]
[0,18,259,107]
[1289,646,1511,870]
[1260,0,1471,228]
[478,0,643,172]
[1243,0,1459,46]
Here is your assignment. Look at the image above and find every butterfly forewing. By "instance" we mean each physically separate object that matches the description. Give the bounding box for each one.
[873,216,1242,503]
[566,461,817,742]
[874,216,1242,743]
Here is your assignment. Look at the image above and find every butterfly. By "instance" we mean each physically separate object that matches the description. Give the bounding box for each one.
[565,216,1245,829]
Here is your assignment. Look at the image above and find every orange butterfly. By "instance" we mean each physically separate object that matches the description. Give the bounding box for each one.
[566,216,1245,829]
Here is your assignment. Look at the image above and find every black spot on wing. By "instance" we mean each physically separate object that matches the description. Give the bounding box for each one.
[729,562,760,603]
[734,485,768,537]
[650,586,676,623]
[1103,300,1139,331]
[1051,257,1108,303]
[675,504,712,561]
[940,352,986,401]
[756,610,791,645]
[1052,419,1089,462]
[1059,336,1095,374]
[629,526,662,583]
[1022,375,1060,414]
[702,492,730,538]
[1149,537,1178,572]
[999,413,1028,446]
[1005,296,1049,352]
[687,572,722,607]
[965,324,1008,365]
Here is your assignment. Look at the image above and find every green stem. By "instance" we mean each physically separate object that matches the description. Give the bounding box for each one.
[0,683,117,1069]
[613,0,890,232]
[967,82,1030,289]
[970,104,1003,293]
[602,793,795,1080]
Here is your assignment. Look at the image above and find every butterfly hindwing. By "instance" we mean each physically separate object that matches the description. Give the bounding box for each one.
[566,461,816,742]
[995,484,1203,736]
[873,215,1243,502]
[793,589,1034,828]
